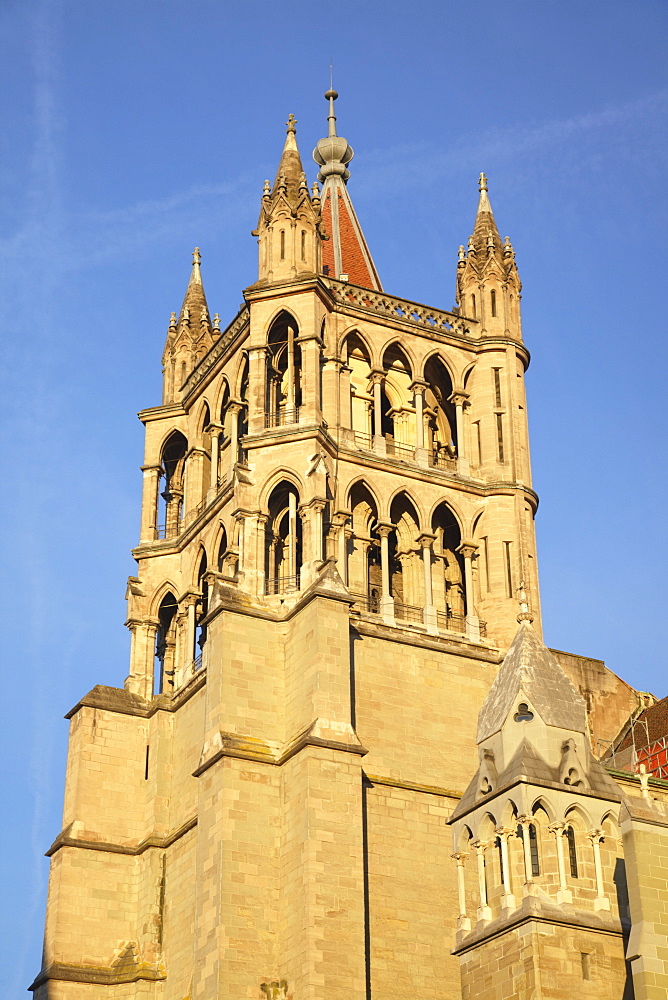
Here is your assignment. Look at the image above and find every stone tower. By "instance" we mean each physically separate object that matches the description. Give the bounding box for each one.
[32,94,665,1000]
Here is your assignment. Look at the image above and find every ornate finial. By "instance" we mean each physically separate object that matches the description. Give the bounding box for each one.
[458,245,466,263]
[478,172,488,193]
[503,235,514,258]
[286,113,297,134]
[278,172,287,193]
[299,171,308,190]
[168,311,177,330]
[200,306,208,325]
[213,313,220,330]
[486,231,495,252]
[311,180,320,199]
[192,247,201,266]
[262,178,271,198]
[467,236,476,255]
[517,581,534,625]
[182,306,190,325]
[313,88,354,183]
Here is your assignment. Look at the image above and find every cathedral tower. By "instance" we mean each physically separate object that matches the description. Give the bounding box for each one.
[32,94,662,1000]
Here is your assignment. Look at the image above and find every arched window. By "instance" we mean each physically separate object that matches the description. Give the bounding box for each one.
[388,493,421,612]
[348,482,380,605]
[195,551,208,667]
[423,357,456,469]
[471,294,477,319]
[345,333,372,439]
[431,504,465,629]
[216,527,228,572]
[158,431,188,539]
[266,313,301,427]
[564,826,578,878]
[280,229,286,260]
[517,822,540,876]
[265,481,302,594]
[491,289,497,317]
[301,230,306,261]
[154,592,178,695]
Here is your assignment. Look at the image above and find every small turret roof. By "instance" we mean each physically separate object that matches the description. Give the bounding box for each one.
[270,114,308,208]
[470,172,503,260]
[177,247,211,327]
[477,623,588,743]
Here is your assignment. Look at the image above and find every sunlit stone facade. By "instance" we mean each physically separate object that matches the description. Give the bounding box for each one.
[32,96,668,1000]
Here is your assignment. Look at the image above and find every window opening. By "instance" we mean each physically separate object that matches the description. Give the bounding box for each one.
[514,702,534,722]
[301,230,306,261]
[503,541,513,598]
[565,826,579,878]
[144,745,150,780]
[496,412,504,462]
[491,289,497,317]
[581,953,590,980]
[493,368,502,407]
[280,230,286,259]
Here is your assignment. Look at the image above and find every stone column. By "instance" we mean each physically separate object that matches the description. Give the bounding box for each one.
[472,841,492,922]
[286,324,296,413]
[418,533,438,634]
[208,423,223,496]
[298,334,322,424]
[288,491,298,586]
[377,522,395,621]
[449,391,470,476]
[228,400,243,472]
[339,363,353,430]
[164,485,183,540]
[451,853,471,933]
[548,823,572,904]
[299,500,326,587]
[321,357,343,429]
[410,379,429,465]
[457,540,480,640]
[588,830,610,911]
[496,828,516,910]
[370,370,386,455]
[247,346,268,434]
[140,464,162,542]
[518,817,535,893]
[125,619,158,699]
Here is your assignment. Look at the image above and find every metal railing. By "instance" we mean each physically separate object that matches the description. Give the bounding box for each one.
[394,601,424,623]
[349,593,380,614]
[193,653,203,671]
[430,449,457,471]
[353,430,373,450]
[265,407,300,428]
[265,573,301,595]
[436,611,466,634]
[386,438,416,460]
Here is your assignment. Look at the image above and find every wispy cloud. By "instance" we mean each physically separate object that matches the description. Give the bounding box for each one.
[351,88,668,195]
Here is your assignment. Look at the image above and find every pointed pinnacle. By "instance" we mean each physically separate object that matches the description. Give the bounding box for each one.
[478,172,488,193]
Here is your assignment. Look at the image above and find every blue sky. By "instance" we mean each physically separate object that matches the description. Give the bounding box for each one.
[1,0,667,992]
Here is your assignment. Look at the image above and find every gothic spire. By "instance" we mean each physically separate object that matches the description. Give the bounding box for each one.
[470,172,503,262]
[270,114,308,207]
[312,90,382,290]
[162,248,214,403]
[177,247,211,328]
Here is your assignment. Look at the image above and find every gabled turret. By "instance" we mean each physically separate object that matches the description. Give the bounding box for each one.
[448,602,626,995]
[162,248,216,403]
[456,174,522,338]
[254,115,323,285]
[313,91,382,290]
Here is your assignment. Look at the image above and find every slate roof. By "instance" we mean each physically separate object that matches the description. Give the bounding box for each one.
[477,623,588,742]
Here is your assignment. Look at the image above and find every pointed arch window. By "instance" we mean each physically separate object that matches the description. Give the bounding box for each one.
[280,230,286,260]
[564,826,578,878]
[491,289,497,317]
